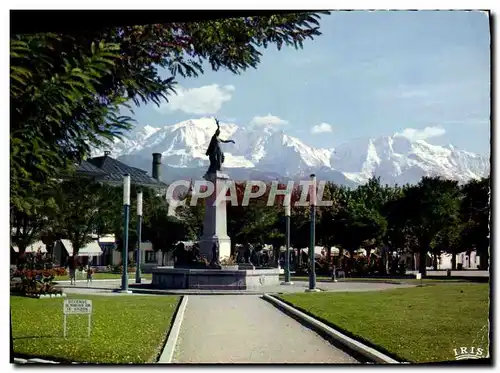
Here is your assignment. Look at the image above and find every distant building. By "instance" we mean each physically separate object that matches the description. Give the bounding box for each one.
[59,153,169,266]
[75,151,167,192]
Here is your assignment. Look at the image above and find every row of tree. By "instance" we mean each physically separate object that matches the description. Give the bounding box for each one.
[11,174,490,275]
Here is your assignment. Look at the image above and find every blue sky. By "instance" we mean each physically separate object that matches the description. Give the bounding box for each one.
[126,10,490,154]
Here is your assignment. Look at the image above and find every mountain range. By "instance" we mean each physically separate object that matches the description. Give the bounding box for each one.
[92,117,490,186]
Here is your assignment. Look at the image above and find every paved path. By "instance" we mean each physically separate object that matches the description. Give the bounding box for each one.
[172,295,358,364]
[406,270,489,277]
[129,281,414,295]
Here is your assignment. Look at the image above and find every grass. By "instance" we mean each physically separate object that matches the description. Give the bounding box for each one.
[278,284,489,363]
[11,293,180,363]
[54,273,152,281]
[280,275,473,284]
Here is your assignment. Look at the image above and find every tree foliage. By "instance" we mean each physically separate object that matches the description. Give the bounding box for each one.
[10,172,490,272]
[10,12,330,213]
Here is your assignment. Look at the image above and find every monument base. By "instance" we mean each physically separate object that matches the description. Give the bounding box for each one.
[199,235,231,262]
[151,267,280,290]
[199,171,232,261]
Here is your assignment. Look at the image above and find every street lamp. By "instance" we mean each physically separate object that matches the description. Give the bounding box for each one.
[281,195,293,285]
[307,174,318,292]
[121,174,131,292]
[135,191,143,284]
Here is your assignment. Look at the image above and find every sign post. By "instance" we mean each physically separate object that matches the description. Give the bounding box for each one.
[122,174,131,292]
[308,174,317,291]
[282,194,293,285]
[63,299,93,338]
[135,191,143,284]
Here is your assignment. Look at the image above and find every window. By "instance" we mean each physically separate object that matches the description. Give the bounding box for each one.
[145,251,157,263]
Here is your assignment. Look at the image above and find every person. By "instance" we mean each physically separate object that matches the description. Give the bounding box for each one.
[67,256,76,285]
[205,118,235,174]
[86,263,93,285]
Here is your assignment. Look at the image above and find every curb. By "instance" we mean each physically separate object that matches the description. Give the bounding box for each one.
[130,288,266,296]
[55,278,150,284]
[262,294,401,364]
[157,295,189,364]
[13,357,59,364]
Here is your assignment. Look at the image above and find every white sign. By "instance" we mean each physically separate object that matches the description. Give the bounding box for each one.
[416,273,422,280]
[63,299,93,338]
[64,299,92,314]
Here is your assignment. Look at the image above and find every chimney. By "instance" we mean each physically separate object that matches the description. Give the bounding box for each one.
[152,153,162,181]
[104,150,111,157]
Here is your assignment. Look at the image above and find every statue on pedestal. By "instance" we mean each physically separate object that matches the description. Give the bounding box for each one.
[205,118,235,174]
[250,246,262,267]
[244,243,253,264]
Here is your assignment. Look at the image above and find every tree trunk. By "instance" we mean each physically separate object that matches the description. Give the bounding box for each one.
[479,248,489,270]
[385,250,390,274]
[433,253,438,270]
[451,252,457,270]
[419,249,427,276]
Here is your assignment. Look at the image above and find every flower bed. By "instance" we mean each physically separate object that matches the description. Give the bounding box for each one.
[11,268,64,298]
[108,265,137,274]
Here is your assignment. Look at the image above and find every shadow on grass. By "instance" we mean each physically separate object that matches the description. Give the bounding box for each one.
[13,335,62,340]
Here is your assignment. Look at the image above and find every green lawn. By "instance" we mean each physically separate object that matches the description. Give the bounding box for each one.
[278,284,490,363]
[281,275,471,284]
[54,273,152,281]
[11,294,180,363]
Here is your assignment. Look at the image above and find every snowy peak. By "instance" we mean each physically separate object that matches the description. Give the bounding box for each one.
[94,118,489,186]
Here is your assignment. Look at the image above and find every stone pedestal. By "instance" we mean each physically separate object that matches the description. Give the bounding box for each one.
[199,171,232,262]
[151,267,280,290]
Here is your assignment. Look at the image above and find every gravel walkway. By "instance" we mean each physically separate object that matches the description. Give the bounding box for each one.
[172,295,358,364]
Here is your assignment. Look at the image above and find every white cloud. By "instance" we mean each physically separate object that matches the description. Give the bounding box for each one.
[311,122,333,134]
[156,84,235,115]
[250,114,288,126]
[395,126,446,141]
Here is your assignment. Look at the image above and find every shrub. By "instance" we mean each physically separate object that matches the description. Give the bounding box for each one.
[295,263,309,276]
[10,268,62,297]
[220,256,236,266]
[108,265,136,274]
[315,255,332,276]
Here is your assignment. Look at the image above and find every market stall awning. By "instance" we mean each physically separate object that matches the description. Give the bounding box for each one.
[78,241,103,257]
[27,241,47,253]
[11,241,48,253]
[57,239,102,257]
[141,242,153,251]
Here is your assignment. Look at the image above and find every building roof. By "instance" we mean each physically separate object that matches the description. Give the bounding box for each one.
[77,160,107,175]
[76,154,166,189]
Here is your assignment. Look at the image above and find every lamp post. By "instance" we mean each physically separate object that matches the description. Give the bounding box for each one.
[135,191,143,284]
[121,174,131,292]
[308,174,318,291]
[282,197,293,285]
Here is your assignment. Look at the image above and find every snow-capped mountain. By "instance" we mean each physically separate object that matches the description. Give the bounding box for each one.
[94,117,490,186]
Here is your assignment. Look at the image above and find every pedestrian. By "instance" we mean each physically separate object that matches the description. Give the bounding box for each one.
[68,256,76,285]
[86,263,93,285]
